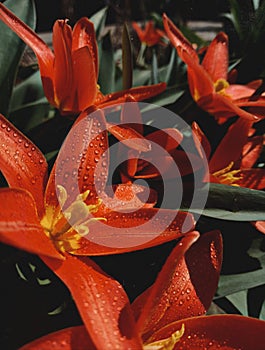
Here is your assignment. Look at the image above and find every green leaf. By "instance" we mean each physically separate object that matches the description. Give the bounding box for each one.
[187,183,265,221]
[122,22,133,90]
[89,6,108,38]
[98,32,116,95]
[0,0,36,115]
[151,48,159,85]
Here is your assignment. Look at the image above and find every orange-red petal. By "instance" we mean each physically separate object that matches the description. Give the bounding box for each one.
[41,254,142,349]
[0,114,48,216]
[73,209,195,255]
[133,230,222,340]
[209,117,253,173]
[0,188,62,259]
[72,17,98,78]
[19,326,95,350]
[147,314,265,349]
[162,14,198,62]
[202,32,229,82]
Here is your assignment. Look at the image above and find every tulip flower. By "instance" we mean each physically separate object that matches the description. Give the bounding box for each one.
[0,106,196,348]
[0,3,166,116]
[192,118,265,189]
[163,13,265,123]
[112,97,204,183]
[132,20,167,47]
[18,230,240,350]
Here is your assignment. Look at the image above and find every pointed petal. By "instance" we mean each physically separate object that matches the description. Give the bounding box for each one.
[147,315,265,349]
[0,188,62,259]
[209,117,253,172]
[0,114,48,216]
[226,83,256,100]
[180,49,214,99]
[199,92,260,121]
[202,32,229,81]
[73,209,195,255]
[41,255,142,349]
[45,107,109,207]
[237,168,265,189]
[0,3,54,101]
[73,17,98,78]
[191,122,211,160]
[20,326,95,350]
[72,47,98,112]
[162,14,198,62]
[242,136,264,168]
[107,122,151,152]
[120,97,143,134]
[253,220,265,234]
[133,230,222,340]
[53,20,74,110]
[97,83,167,108]
[132,21,145,42]
[146,128,183,151]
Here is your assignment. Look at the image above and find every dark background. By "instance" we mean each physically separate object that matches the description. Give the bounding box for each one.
[34,0,230,31]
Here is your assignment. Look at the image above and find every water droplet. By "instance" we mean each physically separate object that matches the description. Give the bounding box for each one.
[24,142,29,148]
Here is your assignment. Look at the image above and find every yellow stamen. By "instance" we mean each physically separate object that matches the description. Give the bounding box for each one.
[212,161,242,186]
[143,324,185,350]
[41,186,105,253]
[214,78,230,96]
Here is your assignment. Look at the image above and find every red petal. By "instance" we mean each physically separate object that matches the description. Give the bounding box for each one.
[53,20,74,110]
[132,21,145,42]
[120,97,143,134]
[73,17,98,78]
[97,83,167,108]
[72,47,98,112]
[202,32,229,81]
[73,209,195,255]
[226,83,256,100]
[107,122,151,152]
[41,255,142,349]
[133,230,222,340]
[147,314,265,349]
[253,220,265,234]
[191,122,211,160]
[45,107,109,207]
[19,326,94,350]
[162,14,198,62]
[181,50,214,98]
[242,135,264,168]
[237,168,265,189]
[199,92,259,121]
[146,128,183,151]
[209,117,253,172]
[0,114,48,216]
[0,188,62,259]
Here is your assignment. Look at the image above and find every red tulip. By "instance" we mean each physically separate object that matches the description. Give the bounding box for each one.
[163,14,265,123]
[0,3,166,115]
[132,20,167,47]
[0,107,195,348]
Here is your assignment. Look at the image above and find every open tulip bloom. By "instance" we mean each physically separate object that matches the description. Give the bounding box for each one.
[0,3,167,116]
[132,20,167,47]
[0,105,201,348]
[17,231,265,350]
[163,13,265,124]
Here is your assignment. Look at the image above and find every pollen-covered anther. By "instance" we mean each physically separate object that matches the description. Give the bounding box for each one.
[214,78,230,96]
[41,185,105,253]
[143,324,185,350]
[212,161,242,186]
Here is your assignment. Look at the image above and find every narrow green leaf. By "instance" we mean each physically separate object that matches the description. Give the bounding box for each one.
[122,22,133,90]
[89,6,108,38]
[186,183,265,221]
[0,0,36,115]
[151,48,159,85]
[98,33,116,95]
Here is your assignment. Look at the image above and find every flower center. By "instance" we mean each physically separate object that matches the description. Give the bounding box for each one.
[214,78,230,96]
[143,324,185,350]
[212,161,242,186]
[41,185,105,253]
